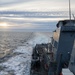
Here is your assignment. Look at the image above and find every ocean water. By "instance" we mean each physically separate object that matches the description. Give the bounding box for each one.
[0,31,33,58]
[0,32,52,75]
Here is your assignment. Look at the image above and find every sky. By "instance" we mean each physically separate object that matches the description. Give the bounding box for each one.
[0,0,75,11]
[0,0,75,31]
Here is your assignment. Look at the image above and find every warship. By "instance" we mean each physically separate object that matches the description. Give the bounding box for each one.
[30,0,75,75]
[30,20,75,75]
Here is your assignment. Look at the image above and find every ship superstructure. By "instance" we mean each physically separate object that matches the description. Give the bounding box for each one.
[30,20,75,75]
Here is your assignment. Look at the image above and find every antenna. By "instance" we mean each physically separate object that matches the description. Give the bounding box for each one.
[69,0,71,20]
[72,14,75,20]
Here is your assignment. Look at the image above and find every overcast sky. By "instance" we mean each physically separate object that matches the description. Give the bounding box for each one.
[0,0,75,11]
[0,0,75,31]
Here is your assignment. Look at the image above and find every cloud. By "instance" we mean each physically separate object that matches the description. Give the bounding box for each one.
[0,0,32,6]
[0,0,75,31]
[0,0,75,11]
[0,10,69,31]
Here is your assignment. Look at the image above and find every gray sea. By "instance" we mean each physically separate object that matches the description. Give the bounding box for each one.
[0,31,52,75]
[0,31,33,58]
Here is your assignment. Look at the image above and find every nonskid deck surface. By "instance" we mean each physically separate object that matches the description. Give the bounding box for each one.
[30,43,51,75]
[30,62,48,75]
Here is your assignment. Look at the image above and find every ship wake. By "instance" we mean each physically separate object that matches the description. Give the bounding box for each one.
[0,32,51,75]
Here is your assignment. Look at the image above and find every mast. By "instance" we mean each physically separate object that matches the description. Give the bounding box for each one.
[69,0,71,20]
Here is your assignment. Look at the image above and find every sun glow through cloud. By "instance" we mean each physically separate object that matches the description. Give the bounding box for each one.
[0,22,10,28]
[0,0,75,31]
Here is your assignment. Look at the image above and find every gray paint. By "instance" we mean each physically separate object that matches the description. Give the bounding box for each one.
[69,41,75,74]
[56,29,75,63]
[52,20,75,66]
